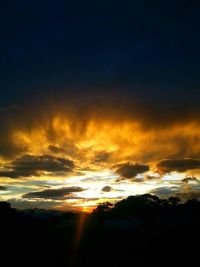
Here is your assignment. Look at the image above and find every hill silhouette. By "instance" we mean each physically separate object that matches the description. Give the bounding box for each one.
[1,194,200,267]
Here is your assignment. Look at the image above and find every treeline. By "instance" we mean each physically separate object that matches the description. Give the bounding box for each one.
[1,195,200,267]
[93,194,200,219]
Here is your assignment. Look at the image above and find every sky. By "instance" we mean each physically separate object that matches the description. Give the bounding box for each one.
[0,0,200,211]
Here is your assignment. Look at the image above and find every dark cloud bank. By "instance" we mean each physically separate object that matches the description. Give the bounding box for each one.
[157,159,200,173]
[0,155,74,178]
[115,162,149,180]
[23,186,85,200]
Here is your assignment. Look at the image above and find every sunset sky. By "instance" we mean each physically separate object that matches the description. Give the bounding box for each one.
[0,0,200,211]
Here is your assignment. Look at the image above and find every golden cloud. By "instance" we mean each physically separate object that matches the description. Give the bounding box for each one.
[0,96,199,178]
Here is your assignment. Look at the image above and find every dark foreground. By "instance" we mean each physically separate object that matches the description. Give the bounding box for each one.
[1,195,200,267]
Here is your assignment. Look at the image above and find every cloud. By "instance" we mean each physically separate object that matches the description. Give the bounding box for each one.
[0,94,200,170]
[145,175,160,181]
[182,177,199,184]
[131,178,145,183]
[115,162,149,180]
[48,144,77,156]
[151,184,200,201]
[22,186,85,200]
[102,186,112,192]
[0,107,28,159]
[0,186,7,191]
[93,152,111,164]
[151,186,181,197]
[157,159,200,173]
[48,145,66,154]
[0,155,75,178]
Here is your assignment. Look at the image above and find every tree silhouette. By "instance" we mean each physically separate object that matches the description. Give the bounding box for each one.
[95,202,113,213]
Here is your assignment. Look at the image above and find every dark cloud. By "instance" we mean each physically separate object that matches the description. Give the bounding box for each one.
[131,178,145,183]
[0,107,28,159]
[145,175,160,181]
[48,145,66,154]
[22,187,85,200]
[157,159,200,173]
[48,144,77,156]
[0,155,75,178]
[0,186,7,191]
[93,152,110,164]
[151,186,181,197]
[182,177,199,184]
[102,186,112,192]
[115,162,149,179]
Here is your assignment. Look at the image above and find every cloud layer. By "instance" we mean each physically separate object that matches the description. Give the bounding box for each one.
[157,159,200,173]
[23,187,85,200]
[0,155,74,178]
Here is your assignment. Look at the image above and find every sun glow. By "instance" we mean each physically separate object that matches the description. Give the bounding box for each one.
[81,206,94,213]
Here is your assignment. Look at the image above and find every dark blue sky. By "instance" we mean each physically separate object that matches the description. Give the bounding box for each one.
[0,0,200,105]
